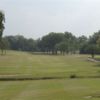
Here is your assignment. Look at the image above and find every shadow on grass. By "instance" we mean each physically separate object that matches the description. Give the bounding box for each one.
[95,64,100,67]
[0,75,100,81]
[28,52,50,55]
[0,76,65,81]
[28,52,66,56]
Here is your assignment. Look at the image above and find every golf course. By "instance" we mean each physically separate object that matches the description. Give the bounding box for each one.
[1,1,100,100]
[0,51,100,100]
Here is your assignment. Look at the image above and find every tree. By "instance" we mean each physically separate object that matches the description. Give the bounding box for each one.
[78,35,88,49]
[36,32,79,55]
[0,11,5,55]
[55,42,68,55]
[87,44,98,58]
[40,32,64,54]
[0,38,8,55]
[0,11,5,39]
[4,35,37,52]
[64,32,78,54]
[79,31,100,58]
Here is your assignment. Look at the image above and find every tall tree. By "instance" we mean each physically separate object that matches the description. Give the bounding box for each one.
[64,32,78,54]
[40,32,64,54]
[55,42,68,55]
[79,31,100,58]
[0,11,5,39]
[0,11,5,55]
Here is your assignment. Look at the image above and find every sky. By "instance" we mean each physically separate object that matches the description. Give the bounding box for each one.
[0,0,100,39]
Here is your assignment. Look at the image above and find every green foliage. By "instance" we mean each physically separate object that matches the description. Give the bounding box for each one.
[78,35,88,49]
[39,32,64,54]
[37,32,78,54]
[0,11,5,38]
[4,35,36,51]
[55,42,68,55]
[80,30,100,58]
[3,30,100,56]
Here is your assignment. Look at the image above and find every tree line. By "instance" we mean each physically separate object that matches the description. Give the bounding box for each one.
[2,32,81,54]
[1,31,99,57]
[1,10,100,58]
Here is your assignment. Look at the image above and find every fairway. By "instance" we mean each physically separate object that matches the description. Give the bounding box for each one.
[0,51,99,79]
[1,0,100,99]
[0,79,100,100]
[0,51,100,100]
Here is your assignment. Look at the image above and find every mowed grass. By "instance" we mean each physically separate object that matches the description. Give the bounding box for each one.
[0,50,100,78]
[0,51,100,100]
[0,79,100,100]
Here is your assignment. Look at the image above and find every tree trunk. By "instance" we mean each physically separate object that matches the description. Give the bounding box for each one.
[91,53,94,59]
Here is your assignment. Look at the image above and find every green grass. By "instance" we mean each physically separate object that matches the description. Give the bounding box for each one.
[0,50,100,100]
[0,79,100,100]
[0,50,99,78]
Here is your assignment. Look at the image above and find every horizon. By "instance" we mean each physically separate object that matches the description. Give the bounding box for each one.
[3,31,95,40]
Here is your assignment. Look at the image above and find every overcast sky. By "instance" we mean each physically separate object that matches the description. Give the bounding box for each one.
[0,0,100,39]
